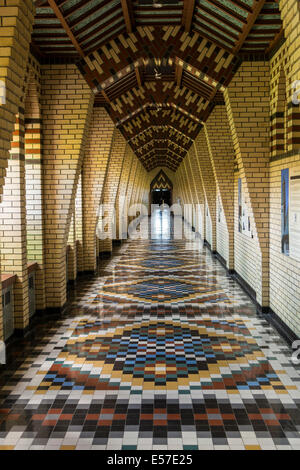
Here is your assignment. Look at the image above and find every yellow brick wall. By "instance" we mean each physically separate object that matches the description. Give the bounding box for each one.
[0,111,29,330]
[82,107,115,270]
[67,203,77,282]
[233,171,262,297]
[99,129,126,253]
[205,203,213,248]
[187,146,205,237]
[125,157,138,220]
[0,0,35,338]
[41,64,94,309]
[0,0,34,191]
[24,55,45,311]
[270,43,288,157]
[268,33,300,336]
[224,61,270,306]
[278,0,300,152]
[115,148,134,240]
[216,190,229,266]
[204,106,235,269]
[75,173,83,272]
[194,132,217,250]
[0,52,40,332]
[269,156,300,336]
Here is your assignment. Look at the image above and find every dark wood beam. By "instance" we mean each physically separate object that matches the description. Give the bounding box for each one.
[63,0,96,20]
[32,32,70,38]
[68,1,111,29]
[80,18,125,52]
[228,0,252,13]
[182,0,195,33]
[182,77,211,100]
[76,4,122,44]
[57,0,70,7]
[135,65,142,88]
[175,61,183,88]
[35,0,48,6]
[195,21,236,47]
[265,26,284,55]
[194,7,243,33]
[233,0,266,54]
[30,40,45,60]
[101,90,111,105]
[204,0,248,24]
[36,48,78,53]
[195,11,240,40]
[36,41,77,49]
[34,12,57,19]
[47,0,85,58]
[193,25,233,54]
[121,0,134,34]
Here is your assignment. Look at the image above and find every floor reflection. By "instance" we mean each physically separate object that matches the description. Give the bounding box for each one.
[0,217,300,450]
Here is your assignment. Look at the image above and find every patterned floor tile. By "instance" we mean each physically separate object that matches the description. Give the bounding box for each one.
[0,212,300,450]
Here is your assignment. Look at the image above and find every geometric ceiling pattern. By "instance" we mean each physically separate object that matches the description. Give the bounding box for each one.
[150,169,173,190]
[33,0,283,171]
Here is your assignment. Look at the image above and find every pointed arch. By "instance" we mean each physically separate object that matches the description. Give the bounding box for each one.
[150,170,173,191]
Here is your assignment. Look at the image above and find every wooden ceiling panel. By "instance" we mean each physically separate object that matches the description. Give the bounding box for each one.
[32,0,283,170]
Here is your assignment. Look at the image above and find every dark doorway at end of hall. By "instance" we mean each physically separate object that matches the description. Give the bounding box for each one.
[150,169,173,207]
[151,188,172,206]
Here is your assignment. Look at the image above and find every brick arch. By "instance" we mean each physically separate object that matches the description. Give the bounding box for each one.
[24,65,46,311]
[0,56,39,335]
[0,1,35,207]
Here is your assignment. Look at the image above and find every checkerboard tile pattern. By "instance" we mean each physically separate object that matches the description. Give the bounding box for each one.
[1,215,300,450]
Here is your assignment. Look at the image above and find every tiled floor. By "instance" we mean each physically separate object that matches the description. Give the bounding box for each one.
[1,211,300,450]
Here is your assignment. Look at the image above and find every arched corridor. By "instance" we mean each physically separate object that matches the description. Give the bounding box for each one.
[0,0,300,454]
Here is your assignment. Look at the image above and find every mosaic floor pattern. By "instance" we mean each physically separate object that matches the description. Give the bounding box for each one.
[1,212,300,450]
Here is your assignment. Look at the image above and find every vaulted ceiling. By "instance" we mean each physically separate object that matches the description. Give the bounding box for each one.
[32,0,283,171]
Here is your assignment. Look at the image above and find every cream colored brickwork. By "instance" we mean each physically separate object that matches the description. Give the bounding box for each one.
[194,132,217,250]
[278,0,300,151]
[233,171,262,299]
[24,58,45,311]
[0,112,29,330]
[67,202,77,282]
[82,107,114,270]
[0,0,35,339]
[99,129,126,253]
[126,157,138,222]
[41,64,94,308]
[187,144,205,237]
[270,156,300,337]
[216,190,229,265]
[204,106,235,269]
[75,174,83,273]
[224,62,270,306]
[268,29,300,336]
[115,148,134,239]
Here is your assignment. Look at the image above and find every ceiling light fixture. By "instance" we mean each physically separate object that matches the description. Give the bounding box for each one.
[153,0,163,8]
[154,68,162,79]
